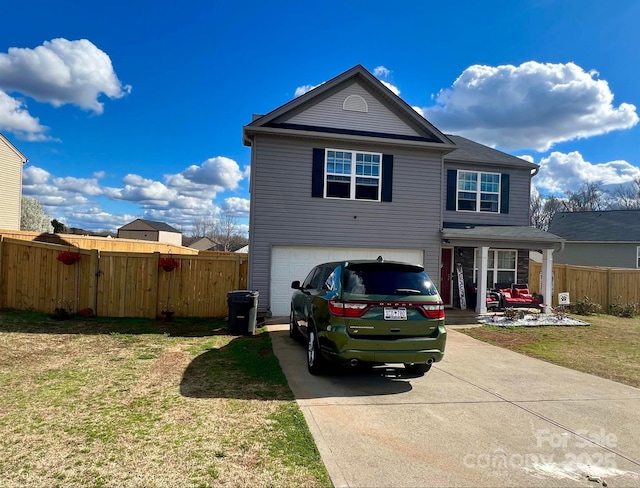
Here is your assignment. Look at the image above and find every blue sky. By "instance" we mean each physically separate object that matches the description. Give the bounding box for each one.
[1,0,639,234]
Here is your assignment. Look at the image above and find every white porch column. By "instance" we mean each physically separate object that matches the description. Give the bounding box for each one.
[476,246,489,314]
[541,248,554,313]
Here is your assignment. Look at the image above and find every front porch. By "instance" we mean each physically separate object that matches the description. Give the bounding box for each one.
[441,226,565,314]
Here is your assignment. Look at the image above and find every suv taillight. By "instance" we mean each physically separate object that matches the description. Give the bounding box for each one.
[328,300,370,317]
[420,303,445,319]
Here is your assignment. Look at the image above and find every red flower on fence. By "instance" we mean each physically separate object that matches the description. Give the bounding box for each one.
[57,250,81,265]
[159,257,180,272]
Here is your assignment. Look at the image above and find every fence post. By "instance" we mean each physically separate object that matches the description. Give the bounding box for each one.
[88,249,99,316]
[150,252,160,319]
[234,255,240,290]
[607,268,612,311]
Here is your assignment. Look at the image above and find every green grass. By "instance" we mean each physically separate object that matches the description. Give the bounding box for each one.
[0,309,332,488]
[460,313,640,388]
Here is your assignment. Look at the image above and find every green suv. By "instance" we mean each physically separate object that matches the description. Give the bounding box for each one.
[290,258,446,375]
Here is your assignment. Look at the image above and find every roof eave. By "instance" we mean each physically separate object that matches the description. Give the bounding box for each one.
[243,126,458,153]
[0,133,28,163]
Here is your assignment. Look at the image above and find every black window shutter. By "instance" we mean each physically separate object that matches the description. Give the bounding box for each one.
[446,170,457,211]
[500,173,510,214]
[311,148,325,198]
[381,154,393,202]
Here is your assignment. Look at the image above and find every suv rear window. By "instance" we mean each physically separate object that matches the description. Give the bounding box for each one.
[342,263,438,296]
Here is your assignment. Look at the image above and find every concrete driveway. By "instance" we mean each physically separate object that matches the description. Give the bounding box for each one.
[268,325,640,487]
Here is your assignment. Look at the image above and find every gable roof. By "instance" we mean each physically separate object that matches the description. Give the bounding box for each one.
[243,64,456,151]
[119,219,181,233]
[445,135,538,170]
[0,133,28,163]
[548,210,640,241]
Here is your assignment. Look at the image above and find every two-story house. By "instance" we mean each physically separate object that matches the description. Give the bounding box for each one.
[117,219,183,246]
[0,133,28,230]
[243,65,563,316]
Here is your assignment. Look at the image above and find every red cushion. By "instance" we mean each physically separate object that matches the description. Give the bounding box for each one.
[501,292,512,299]
[513,288,530,298]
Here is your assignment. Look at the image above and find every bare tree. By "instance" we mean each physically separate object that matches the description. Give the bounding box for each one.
[562,182,609,212]
[21,196,53,232]
[213,212,242,252]
[609,177,640,210]
[530,194,563,230]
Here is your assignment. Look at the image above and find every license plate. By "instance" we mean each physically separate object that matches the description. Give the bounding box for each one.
[384,308,407,320]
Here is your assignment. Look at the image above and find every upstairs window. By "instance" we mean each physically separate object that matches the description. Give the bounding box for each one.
[637,246,640,268]
[457,171,500,212]
[312,148,393,202]
[325,149,381,201]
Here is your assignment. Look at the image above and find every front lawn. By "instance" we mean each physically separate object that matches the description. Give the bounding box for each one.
[460,313,640,388]
[0,310,331,488]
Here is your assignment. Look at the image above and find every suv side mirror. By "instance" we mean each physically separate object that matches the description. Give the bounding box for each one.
[291,280,301,289]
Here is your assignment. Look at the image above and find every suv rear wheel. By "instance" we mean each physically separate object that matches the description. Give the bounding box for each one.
[307,327,327,375]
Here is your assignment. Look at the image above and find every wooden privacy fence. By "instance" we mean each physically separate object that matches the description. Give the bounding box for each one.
[529,261,640,309]
[0,229,198,254]
[0,237,248,318]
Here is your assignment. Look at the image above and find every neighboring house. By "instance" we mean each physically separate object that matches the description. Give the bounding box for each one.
[0,133,28,230]
[235,244,249,254]
[117,219,182,246]
[182,236,217,251]
[243,65,563,316]
[548,210,640,268]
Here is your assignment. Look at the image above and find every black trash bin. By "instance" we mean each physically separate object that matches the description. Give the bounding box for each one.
[227,290,259,335]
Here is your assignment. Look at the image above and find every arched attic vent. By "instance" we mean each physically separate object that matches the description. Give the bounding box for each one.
[343,94,368,113]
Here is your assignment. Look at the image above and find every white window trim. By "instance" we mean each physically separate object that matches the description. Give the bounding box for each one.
[456,171,501,213]
[324,148,382,201]
[637,246,640,268]
[473,249,518,288]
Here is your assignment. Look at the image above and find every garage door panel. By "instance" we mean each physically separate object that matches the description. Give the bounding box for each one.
[270,246,423,316]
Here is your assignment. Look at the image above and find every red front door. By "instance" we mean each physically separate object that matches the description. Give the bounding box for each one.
[440,248,453,305]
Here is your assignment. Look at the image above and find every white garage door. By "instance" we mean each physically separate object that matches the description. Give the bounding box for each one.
[270,246,424,316]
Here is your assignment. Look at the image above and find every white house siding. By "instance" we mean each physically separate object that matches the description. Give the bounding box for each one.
[0,140,25,231]
[442,163,532,227]
[248,134,445,313]
[278,81,423,138]
[158,230,182,246]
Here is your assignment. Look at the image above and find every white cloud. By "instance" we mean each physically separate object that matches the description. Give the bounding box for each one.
[104,174,177,203]
[533,151,640,194]
[412,106,425,117]
[52,176,103,196]
[223,197,250,216]
[518,155,535,163]
[0,38,131,114]
[423,61,638,151]
[171,156,244,191]
[0,91,50,139]
[373,66,391,77]
[380,80,400,96]
[23,165,51,185]
[294,83,323,97]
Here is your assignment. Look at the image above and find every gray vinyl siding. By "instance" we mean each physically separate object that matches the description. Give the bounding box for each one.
[443,163,531,226]
[248,134,444,310]
[117,230,159,241]
[554,242,640,268]
[0,141,24,230]
[277,82,423,137]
